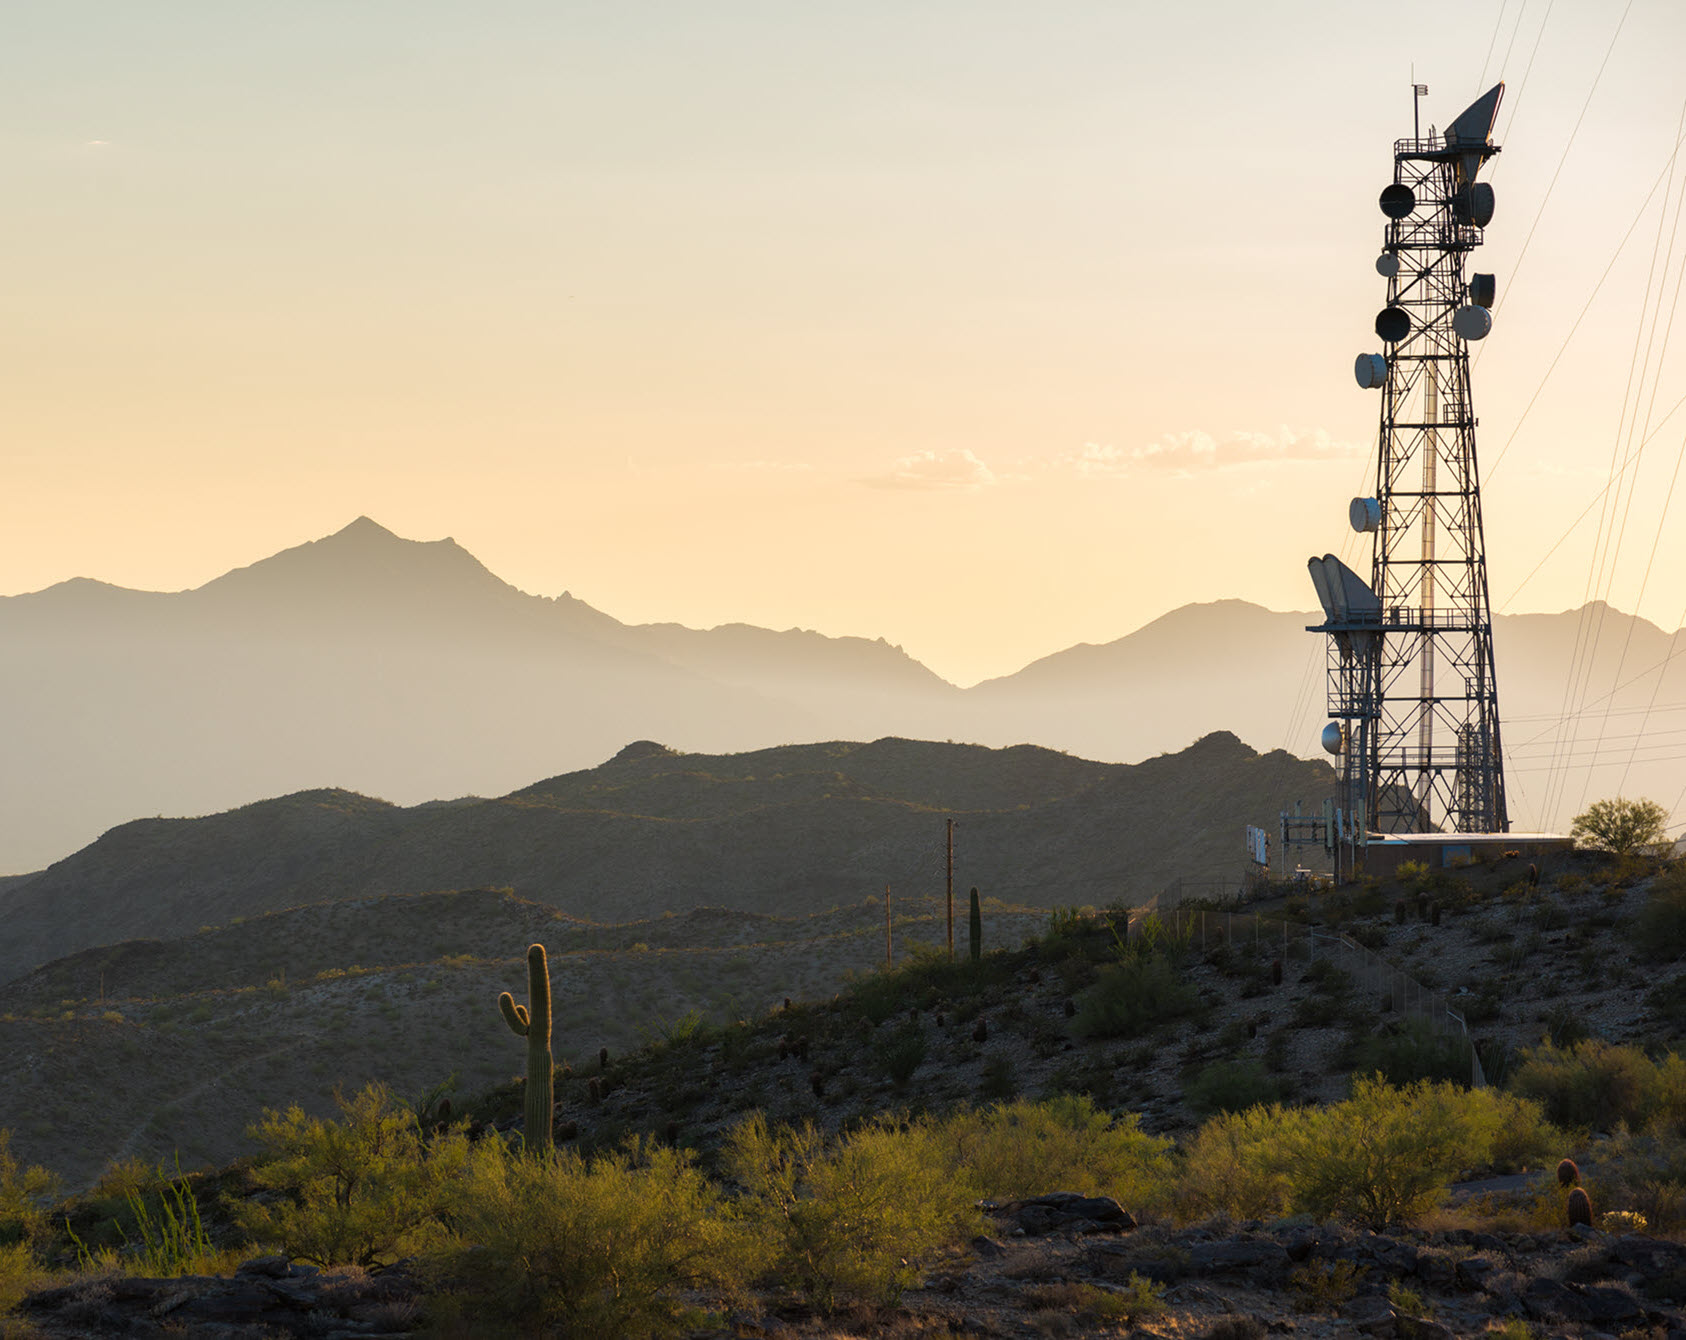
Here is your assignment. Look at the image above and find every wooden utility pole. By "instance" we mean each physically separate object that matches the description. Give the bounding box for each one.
[945,818,955,960]
[884,884,892,967]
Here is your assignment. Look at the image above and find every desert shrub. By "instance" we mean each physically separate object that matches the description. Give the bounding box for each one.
[1386,1278,1429,1317]
[724,1112,978,1312]
[428,1136,745,1337]
[872,1017,927,1088]
[1071,952,1200,1039]
[1023,1275,1164,1326]
[1290,993,1348,1028]
[1646,974,1686,1031]
[1176,1104,1299,1222]
[1461,1088,1561,1174]
[1507,1040,1686,1133]
[933,1095,1172,1213]
[0,1131,59,1246]
[1303,958,1352,993]
[1123,911,1194,959]
[978,1056,1018,1101]
[91,1156,157,1201]
[1185,1059,1287,1116]
[1290,1258,1366,1310]
[1545,1002,1592,1048]
[1348,1019,1473,1087]
[239,1084,468,1267]
[1635,863,1686,962]
[1591,1128,1686,1233]
[1283,1075,1509,1229]
[1463,979,1506,1024]
[0,1240,52,1318]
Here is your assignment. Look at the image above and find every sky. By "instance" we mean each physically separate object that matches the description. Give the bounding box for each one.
[5,1,1686,690]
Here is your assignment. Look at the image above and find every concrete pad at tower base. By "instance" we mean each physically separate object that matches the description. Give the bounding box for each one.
[1362,832,1572,878]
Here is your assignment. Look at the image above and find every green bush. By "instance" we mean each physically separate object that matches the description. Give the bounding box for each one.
[1509,1040,1686,1133]
[873,1017,927,1088]
[1635,863,1686,962]
[1590,1129,1686,1234]
[724,1112,978,1312]
[1178,1077,1543,1229]
[1177,1104,1299,1221]
[429,1136,746,1337]
[978,1056,1018,1101]
[0,1131,59,1247]
[1463,1087,1561,1174]
[1186,1060,1287,1116]
[0,1240,52,1319]
[933,1095,1172,1212]
[1348,1019,1473,1087]
[238,1084,467,1267]
[1071,952,1200,1039]
[1285,1075,1512,1228]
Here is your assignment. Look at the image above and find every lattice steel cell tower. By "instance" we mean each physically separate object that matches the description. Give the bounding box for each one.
[1308,82,1510,853]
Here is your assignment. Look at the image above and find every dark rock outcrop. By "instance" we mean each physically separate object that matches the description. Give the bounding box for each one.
[22,1257,419,1338]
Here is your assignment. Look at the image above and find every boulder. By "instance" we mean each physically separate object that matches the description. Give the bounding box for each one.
[1188,1236,1292,1275]
[986,1191,1137,1237]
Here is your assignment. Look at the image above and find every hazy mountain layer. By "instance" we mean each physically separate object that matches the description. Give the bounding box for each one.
[0,732,1334,986]
[3,517,1679,871]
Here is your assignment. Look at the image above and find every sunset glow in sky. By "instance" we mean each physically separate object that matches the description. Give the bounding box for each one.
[6,1,1686,689]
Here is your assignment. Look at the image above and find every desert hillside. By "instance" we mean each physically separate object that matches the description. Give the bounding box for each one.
[0,731,1335,986]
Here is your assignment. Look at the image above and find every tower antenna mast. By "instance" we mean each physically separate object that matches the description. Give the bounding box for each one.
[1307,80,1510,869]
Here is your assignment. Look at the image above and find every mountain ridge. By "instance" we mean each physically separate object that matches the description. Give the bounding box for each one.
[3,517,1682,872]
[0,730,1335,986]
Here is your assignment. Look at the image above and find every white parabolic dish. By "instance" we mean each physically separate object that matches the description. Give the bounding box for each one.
[1452,305,1493,341]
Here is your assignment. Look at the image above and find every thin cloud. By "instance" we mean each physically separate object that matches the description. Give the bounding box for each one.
[1064,426,1362,477]
[865,448,997,491]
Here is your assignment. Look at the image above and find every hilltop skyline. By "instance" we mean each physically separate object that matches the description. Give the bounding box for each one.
[4,513,1683,873]
[5,3,1686,684]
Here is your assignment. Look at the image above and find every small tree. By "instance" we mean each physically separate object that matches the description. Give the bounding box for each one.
[1570,797,1669,856]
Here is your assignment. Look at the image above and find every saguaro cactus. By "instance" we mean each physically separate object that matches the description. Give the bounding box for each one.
[968,887,982,963]
[498,943,555,1157]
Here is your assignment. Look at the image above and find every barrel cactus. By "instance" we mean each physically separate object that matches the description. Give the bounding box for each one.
[498,943,555,1157]
[1567,1186,1594,1228]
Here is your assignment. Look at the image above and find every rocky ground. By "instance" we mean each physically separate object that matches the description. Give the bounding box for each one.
[17,1203,1686,1338]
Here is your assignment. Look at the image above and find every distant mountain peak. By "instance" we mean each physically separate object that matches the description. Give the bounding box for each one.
[331,515,397,540]
[191,517,513,610]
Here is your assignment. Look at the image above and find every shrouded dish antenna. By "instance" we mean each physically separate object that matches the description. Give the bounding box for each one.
[1349,496,1382,533]
[1446,83,1505,148]
[1453,305,1493,340]
[1469,273,1497,308]
[1321,722,1345,756]
[1376,253,1400,278]
[1379,184,1415,218]
[1375,307,1411,342]
[1453,183,1496,227]
[1354,353,1387,389]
